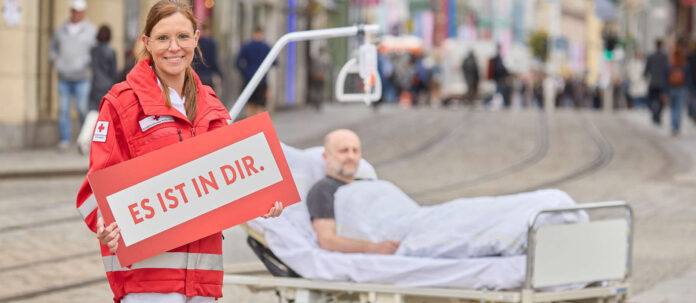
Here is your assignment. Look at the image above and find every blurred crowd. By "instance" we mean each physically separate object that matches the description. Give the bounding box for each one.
[370,37,696,136]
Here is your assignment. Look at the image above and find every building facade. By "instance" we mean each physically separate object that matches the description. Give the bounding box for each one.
[0,0,328,150]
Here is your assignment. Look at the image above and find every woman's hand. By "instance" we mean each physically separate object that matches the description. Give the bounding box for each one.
[262,201,284,219]
[96,217,121,253]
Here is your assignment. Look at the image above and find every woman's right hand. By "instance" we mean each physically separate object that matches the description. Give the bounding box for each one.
[96,217,121,253]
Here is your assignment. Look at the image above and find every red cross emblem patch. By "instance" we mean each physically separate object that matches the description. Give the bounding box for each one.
[92,121,109,142]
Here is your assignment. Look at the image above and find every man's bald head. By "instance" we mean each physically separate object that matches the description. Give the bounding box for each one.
[323,129,362,182]
[324,129,360,149]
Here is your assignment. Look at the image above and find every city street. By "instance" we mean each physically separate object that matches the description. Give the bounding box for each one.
[1,104,696,302]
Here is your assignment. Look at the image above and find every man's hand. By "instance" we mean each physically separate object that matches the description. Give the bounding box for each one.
[96,217,120,253]
[367,240,400,255]
[262,201,284,219]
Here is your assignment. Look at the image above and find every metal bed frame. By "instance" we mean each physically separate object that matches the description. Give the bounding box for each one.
[224,25,633,303]
[226,201,633,303]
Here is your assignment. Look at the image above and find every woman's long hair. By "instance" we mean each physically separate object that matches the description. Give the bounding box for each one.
[138,0,203,123]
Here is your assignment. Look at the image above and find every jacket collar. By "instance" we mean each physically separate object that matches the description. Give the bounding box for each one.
[126,58,225,125]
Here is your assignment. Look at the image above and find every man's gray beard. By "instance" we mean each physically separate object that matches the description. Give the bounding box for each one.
[336,166,356,178]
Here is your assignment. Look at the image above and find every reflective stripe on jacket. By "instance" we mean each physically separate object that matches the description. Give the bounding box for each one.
[75,58,231,302]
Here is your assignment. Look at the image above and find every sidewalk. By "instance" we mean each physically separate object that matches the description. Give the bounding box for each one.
[630,266,696,303]
[0,146,88,179]
[0,103,388,179]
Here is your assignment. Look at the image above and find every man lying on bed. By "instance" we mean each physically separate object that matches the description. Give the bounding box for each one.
[305,129,588,258]
[305,129,401,255]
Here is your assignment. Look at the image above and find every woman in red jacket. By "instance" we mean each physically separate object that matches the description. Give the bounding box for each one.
[75,1,283,302]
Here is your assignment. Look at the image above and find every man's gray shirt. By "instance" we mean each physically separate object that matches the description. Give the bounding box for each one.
[306,176,346,220]
[50,20,96,81]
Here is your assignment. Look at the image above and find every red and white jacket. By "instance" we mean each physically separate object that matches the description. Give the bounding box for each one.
[75,58,231,302]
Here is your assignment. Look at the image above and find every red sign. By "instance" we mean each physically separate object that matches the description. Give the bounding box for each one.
[88,113,299,267]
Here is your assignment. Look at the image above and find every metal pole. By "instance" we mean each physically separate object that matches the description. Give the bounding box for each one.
[229,24,381,120]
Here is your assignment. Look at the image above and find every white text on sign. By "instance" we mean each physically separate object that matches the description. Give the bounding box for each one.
[107,132,282,246]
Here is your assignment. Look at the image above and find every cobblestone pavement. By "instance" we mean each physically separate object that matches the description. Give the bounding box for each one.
[1,104,695,302]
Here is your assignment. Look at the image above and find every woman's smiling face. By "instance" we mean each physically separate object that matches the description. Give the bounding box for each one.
[143,12,199,81]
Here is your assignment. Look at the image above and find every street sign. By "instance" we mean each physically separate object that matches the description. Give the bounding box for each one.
[88,113,300,267]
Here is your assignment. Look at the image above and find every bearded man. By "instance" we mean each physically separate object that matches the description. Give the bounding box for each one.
[305,129,400,255]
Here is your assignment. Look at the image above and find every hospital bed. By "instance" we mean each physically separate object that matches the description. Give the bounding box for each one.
[223,145,633,303]
[223,25,632,302]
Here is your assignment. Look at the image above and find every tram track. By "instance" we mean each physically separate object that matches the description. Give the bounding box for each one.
[0,216,80,234]
[370,110,474,168]
[407,111,549,198]
[397,111,613,199]
[0,109,615,301]
[501,113,613,194]
[0,277,106,303]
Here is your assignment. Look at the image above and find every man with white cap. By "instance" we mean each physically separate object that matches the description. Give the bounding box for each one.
[50,0,96,150]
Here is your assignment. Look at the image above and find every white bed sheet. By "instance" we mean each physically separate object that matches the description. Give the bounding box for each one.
[245,144,579,290]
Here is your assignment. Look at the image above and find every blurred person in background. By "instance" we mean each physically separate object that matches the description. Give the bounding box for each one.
[89,25,117,112]
[461,50,480,105]
[411,54,430,106]
[490,44,511,108]
[377,52,397,105]
[428,53,443,106]
[308,45,330,111]
[50,0,96,150]
[77,24,116,155]
[686,40,696,123]
[193,19,222,91]
[118,45,137,82]
[644,39,670,126]
[627,52,648,109]
[667,41,690,136]
[236,26,272,117]
[394,53,416,107]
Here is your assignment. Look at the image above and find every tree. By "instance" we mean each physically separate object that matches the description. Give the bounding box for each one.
[529,30,549,62]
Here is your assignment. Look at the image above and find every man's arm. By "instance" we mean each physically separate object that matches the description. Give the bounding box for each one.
[312,218,399,254]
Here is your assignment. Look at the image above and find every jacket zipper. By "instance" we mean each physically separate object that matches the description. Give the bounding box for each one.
[188,107,224,137]
[173,107,223,140]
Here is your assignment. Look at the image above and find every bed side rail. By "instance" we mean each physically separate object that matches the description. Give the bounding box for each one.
[525,201,633,289]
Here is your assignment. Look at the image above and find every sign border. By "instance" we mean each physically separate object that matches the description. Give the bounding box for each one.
[88,112,299,267]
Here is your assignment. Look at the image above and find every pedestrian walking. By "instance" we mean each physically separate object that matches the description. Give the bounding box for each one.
[236,27,272,117]
[118,46,137,83]
[644,40,670,125]
[308,45,330,111]
[461,50,480,105]
[50,0,96,150]
[667,42,690,135]
[192,19,222,90]
[627,52,648,108]
[77,24,117,155]
[377,52,397,104]
[490,45,512,108]
[89,25,117,112]
[75,1,283,302]
[410,54,430,106]
[686,41,696,123]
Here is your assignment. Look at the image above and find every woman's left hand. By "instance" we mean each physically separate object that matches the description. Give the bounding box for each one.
[262,201,284,219]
